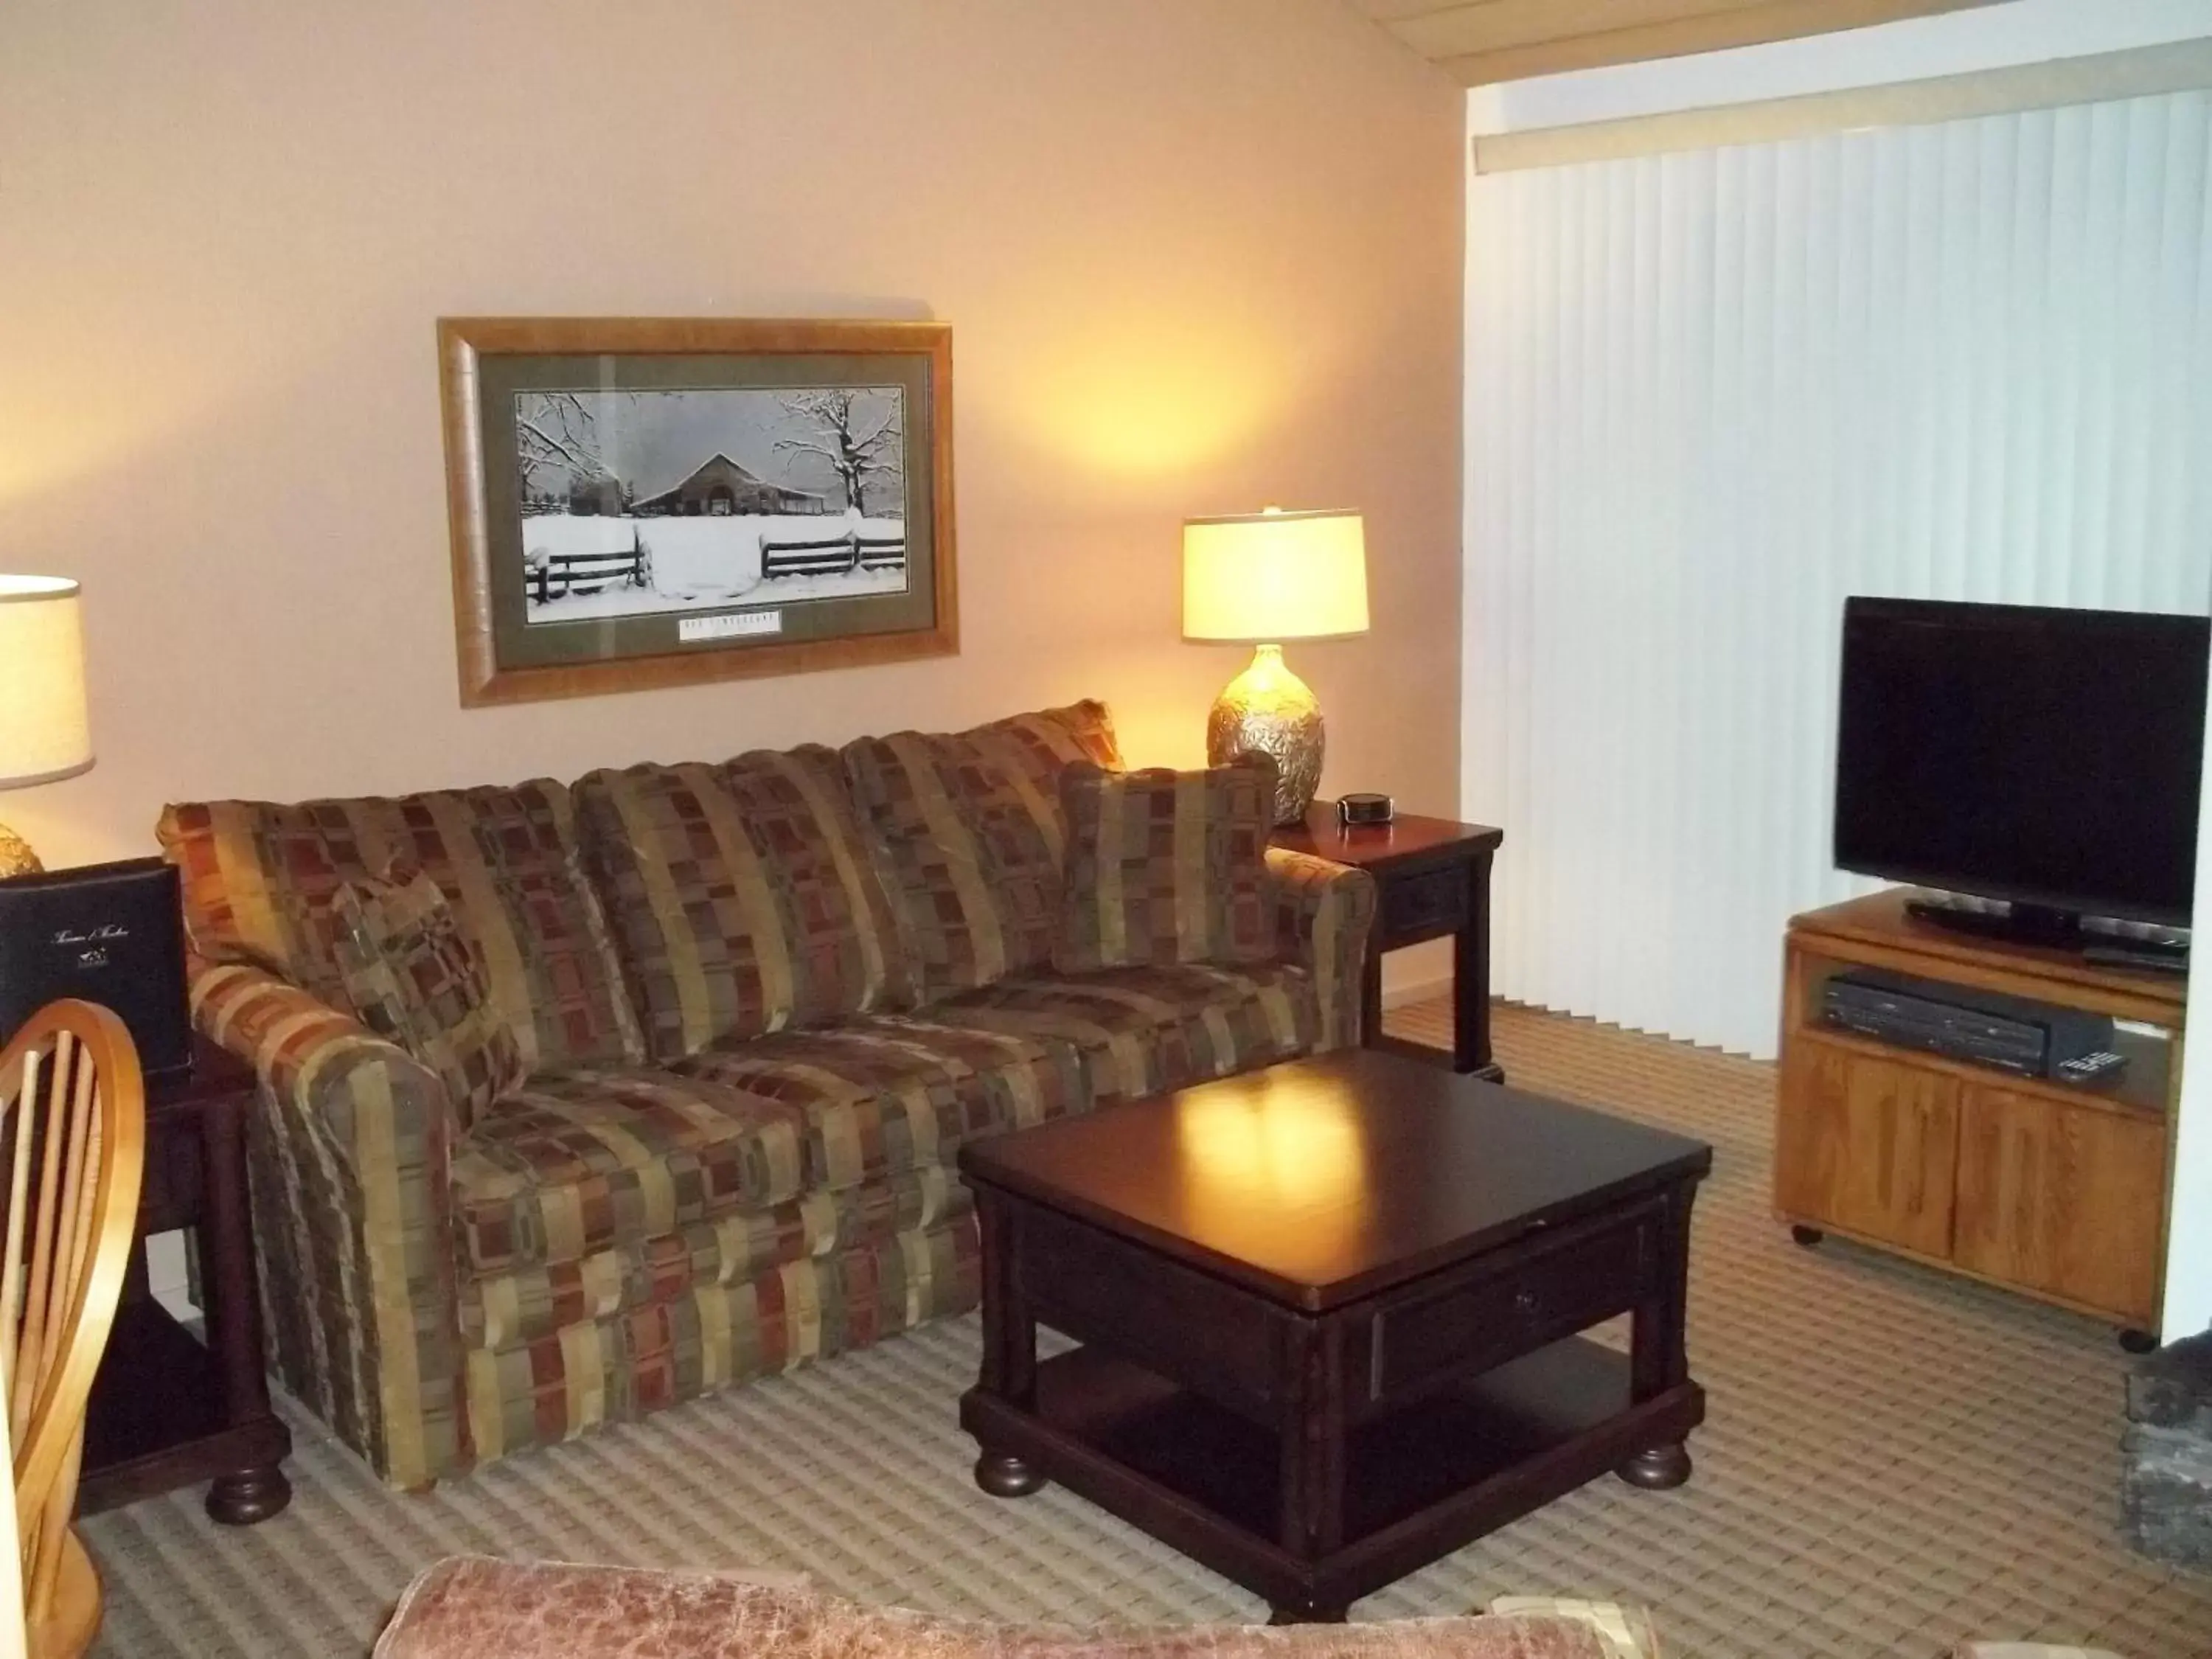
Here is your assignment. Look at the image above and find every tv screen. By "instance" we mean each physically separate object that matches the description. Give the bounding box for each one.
[1834,598,2211,927]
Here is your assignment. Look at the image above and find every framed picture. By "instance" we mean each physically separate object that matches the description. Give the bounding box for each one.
[438,317,957,706]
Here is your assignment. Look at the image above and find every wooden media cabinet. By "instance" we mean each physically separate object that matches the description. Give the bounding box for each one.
[1775,889,2183,1342]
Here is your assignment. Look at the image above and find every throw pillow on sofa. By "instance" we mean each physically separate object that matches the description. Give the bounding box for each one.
[1053,758,1276,973]
[575,747,913,1062]
[330,863,526,1127]
[841,700,1123,1004]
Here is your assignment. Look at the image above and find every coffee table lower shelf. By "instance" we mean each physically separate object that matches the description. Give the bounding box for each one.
[961,1335,1703,1618]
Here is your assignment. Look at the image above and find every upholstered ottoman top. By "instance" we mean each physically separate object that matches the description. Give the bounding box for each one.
[374,1559,1646,1659]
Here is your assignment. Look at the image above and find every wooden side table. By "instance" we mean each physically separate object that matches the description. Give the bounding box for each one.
[79,1034,293,1524]
[1277,807,1505,1079]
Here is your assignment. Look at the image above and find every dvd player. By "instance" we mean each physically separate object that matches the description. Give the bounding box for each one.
[1820,968,2115,1081]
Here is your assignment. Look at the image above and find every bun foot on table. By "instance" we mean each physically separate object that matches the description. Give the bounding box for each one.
[1615,1444,1692,1490]
[206,1464,292,1525]
[973,1451,1046,1498]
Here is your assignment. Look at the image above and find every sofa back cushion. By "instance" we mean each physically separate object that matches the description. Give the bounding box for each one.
[158,782,642,1073]
[575,747,911,1061]
[1053,759,1277,973]
[841,701,1122,1004]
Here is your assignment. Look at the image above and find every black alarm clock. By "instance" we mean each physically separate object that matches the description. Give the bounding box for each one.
[1337,793,1394,827]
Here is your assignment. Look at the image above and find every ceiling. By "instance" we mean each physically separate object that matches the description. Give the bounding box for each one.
[1352,0,2007,86]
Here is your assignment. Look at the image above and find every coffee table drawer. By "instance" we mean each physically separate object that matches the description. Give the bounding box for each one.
[1361,1200,1661,1408]
[1017,1203,1280,1416]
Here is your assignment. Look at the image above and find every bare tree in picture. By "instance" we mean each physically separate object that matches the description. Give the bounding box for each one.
[515,392,644,494]
[773,390,904,516]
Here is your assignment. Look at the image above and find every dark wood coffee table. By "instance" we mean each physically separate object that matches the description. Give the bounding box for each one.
[958,1049,1711,1623]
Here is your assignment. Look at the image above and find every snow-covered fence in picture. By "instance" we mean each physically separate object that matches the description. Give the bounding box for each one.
[521,512,908,623]
[526,529,650,605]
[760,531,907,581]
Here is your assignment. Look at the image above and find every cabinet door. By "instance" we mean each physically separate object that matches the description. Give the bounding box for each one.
[1775,1037,1960,1257]
[1954,1087,2164,1324]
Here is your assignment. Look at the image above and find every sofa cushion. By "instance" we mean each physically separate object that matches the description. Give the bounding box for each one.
[458,1169,970,1351]
[672,1015,1087,1194]
[928,961,1318,1105]
[159,783,642,1072]
[331,865,526,1131]
[575,748,910,1062]
[1054,759,1277,973]
[841,700,1121,1004]
[451,1011,1075,1277]
[453,1068,816,1276]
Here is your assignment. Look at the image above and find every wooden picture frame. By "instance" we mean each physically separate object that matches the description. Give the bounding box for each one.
[438,316,958,707]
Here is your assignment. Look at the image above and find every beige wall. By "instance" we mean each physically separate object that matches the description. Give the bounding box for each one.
[0,3,1464,937]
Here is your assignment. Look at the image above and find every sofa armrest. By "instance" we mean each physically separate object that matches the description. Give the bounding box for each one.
[1263,847,1377,1052]
[191,953,472,1488]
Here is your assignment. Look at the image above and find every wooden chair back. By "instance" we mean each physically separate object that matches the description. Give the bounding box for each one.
[0,1001,145,1656]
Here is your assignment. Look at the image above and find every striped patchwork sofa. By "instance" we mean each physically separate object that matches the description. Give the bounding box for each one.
[157,701,1376,1489]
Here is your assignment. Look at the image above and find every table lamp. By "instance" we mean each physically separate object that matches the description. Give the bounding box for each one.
[1182,507,1368,827]
[0,577,94,877]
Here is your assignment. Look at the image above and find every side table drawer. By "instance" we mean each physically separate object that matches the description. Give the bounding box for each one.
[1361,1200,1661,1408]
[138,1123,201,1234]
[1380,866,1468,946]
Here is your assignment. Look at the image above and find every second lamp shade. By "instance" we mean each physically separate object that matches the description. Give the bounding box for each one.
[1181,509,1368,643]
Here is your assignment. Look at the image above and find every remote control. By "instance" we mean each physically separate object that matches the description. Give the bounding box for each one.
[2053,1050,2126,1085]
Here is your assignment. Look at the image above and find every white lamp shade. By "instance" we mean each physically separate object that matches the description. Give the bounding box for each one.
[0,577,92,790]
[1182,509,1369,642]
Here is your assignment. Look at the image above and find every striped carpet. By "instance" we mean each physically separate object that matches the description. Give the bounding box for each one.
[82,1003,2212,1658]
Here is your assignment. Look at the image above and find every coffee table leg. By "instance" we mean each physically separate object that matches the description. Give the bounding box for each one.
[971,1190,1047,1499]
[1616,1444,1691,1489]
[974,1450,1044,1498]
[1618,1179,1696,1491]
[1274,1321,1346,1618]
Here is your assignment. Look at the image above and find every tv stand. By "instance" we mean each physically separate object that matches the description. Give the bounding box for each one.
[1775,888,2183,1340]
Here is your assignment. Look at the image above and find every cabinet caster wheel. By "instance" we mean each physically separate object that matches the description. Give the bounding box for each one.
[1790,1225,1824,1248]
[2119,1328,2160,1355]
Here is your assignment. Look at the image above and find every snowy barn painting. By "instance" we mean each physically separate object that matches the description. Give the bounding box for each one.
[514,386,908,624]
[442,318,953,708]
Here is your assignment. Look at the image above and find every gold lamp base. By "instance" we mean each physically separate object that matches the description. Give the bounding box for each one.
[1206,643,1324,827]
[0,821,41,880]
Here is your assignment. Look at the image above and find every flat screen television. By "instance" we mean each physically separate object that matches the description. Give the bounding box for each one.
[1834,597,2211,942]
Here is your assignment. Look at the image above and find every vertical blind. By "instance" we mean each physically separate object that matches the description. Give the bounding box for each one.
[1464,88,2212,1059]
